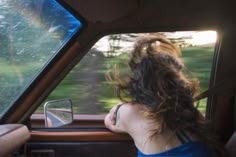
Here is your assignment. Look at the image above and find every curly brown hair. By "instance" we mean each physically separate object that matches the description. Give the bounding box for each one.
[107,35,226,156]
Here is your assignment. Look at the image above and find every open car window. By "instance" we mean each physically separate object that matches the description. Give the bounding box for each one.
[0,0,82,117]
[32,31,217,128]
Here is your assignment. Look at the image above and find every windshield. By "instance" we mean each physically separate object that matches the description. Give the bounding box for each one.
[0,0,82,117]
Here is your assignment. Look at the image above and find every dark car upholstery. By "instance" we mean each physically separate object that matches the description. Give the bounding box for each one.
[226,131,236,157]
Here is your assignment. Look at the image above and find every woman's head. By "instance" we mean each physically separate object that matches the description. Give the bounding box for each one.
[109,35,200,132]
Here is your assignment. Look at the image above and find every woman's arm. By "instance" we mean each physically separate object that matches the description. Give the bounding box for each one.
[104,104,128,133]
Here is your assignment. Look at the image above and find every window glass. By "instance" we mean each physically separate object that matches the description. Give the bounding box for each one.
[0,0,82,117]
[34,31,216,116]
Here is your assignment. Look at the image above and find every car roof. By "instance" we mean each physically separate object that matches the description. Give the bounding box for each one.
[63,0,231,29]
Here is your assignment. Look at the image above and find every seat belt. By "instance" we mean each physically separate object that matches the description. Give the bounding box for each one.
[194,76,236,102]
[234,90,236,129]
[194,76,236,127]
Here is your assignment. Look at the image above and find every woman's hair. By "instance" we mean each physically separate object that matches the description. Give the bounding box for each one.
[107,35,226,156]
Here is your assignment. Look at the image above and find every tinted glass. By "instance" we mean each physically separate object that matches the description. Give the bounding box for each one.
[0,0,82,117]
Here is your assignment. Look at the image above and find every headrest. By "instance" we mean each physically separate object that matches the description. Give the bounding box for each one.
[226,131,236,157]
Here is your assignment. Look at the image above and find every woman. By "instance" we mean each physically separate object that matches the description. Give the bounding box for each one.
[104,35,226,157]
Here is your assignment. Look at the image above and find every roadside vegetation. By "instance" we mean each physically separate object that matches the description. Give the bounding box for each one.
[37,42,214,114]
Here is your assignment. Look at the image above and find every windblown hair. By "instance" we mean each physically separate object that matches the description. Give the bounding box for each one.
[108,35,226,156]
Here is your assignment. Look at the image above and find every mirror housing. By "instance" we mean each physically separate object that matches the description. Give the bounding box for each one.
[44,99,73,128]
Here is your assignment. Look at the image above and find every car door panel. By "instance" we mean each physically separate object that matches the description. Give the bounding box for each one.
[26,142,136,157]
[27,131,136,157]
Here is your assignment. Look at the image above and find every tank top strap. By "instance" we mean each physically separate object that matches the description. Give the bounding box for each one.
[113,103,124,125]
[175,130,192,144]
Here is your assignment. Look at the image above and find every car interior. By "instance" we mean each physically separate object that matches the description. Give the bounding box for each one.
[0,0,235,157]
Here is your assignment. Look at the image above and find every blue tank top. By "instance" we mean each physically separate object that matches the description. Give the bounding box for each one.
[137,141,210,157]
[137,131,211,157]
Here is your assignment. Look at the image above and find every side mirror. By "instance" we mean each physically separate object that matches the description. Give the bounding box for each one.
[44,99,73,128]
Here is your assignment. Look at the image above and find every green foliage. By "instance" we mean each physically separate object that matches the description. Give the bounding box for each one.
[0,58,42,115]
[35,45,214,115]
[181,45,214,92]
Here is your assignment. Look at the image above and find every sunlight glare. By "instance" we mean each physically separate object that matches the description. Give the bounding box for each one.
[191,31,217,45]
